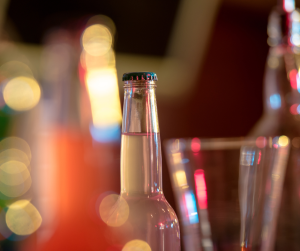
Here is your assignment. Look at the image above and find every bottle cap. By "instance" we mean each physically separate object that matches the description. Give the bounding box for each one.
[122,72,158,81]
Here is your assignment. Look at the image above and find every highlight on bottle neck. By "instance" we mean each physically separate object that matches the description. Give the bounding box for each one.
[122,72,159,134]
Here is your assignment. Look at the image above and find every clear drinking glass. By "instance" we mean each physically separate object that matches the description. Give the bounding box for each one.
[164,136,290,251]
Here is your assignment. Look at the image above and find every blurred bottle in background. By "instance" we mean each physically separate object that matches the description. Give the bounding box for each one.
[249,1,300,250]
[29,15,123,251]
[250,1,297,136]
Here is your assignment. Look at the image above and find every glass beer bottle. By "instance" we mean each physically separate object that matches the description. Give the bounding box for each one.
[109,72,180,250]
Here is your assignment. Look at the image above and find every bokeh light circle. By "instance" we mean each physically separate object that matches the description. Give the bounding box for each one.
[278,135,289,147]
[82,24,112,56]
[0,149,30,167]
[0,159,32,197]
[3,76,41,111]
[99,194,129,227]
[122,239,151,251]
[0,161,30,186]
[0,137,31,161]
[256,136,267,148]
[191,138,201,152]
[0,175,32,198]
[0,61,33,82]
[6,200,42,235]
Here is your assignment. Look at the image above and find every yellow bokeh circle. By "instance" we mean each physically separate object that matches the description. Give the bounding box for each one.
[82,24,112,56]
[278,135,289,147]
[0,176,31,198]
[122,239,152,251]
[0,137,31,161]
[99,194,129,227]
[0,161,30,186]
[6,200,42,235]
[0,61,33,81]
[3,76,41,111]
[0,149,30,167]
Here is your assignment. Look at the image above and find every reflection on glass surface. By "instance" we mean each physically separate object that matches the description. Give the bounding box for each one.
[175,170,188,188]
[194,170,212,251]
[260,136,290,251]
[269,93,281,109]
[239,144,264,250]
[194,170,207,210]
[165,137,290,251]
[184,191,199,224]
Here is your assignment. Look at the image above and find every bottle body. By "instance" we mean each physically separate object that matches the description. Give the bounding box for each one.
[249,7,300,250]
[250,46,300,251]
[117,75,180,250]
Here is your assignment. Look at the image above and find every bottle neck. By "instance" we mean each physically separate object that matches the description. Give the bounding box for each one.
[120,80,163,196]
[122,81,159,134]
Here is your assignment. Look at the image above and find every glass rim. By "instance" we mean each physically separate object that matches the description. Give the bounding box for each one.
[164,136,279,152]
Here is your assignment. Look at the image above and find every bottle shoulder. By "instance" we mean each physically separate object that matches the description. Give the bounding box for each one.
[109,193,181,250]
[122,193,178,221]
[249,113,300,137]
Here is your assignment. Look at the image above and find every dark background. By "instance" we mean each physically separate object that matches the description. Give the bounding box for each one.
[6,0,270,139]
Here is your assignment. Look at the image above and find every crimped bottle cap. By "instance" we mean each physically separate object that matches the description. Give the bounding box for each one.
[122,72,158,81]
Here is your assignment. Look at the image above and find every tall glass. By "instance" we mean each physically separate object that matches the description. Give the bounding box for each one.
[164,137,290,251]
